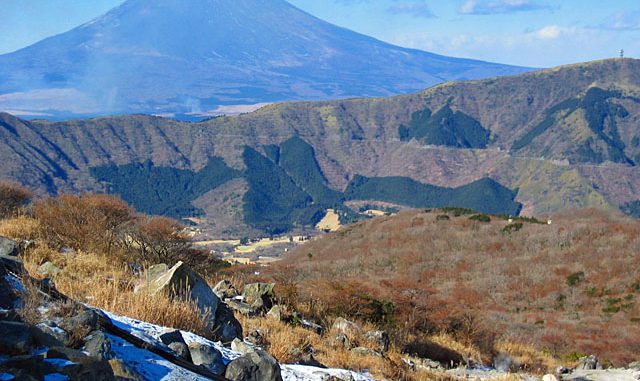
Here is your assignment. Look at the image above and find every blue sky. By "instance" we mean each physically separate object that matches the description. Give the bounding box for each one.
[1,0,638,67]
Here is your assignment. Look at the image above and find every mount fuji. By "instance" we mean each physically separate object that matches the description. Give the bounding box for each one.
[0,0,530,119]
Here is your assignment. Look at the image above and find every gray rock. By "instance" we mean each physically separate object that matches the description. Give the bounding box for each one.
[557,366,572,374]
[297,353,325,368]
[301,319,325,335]
[213,279,239,300]
[403,356,443,371]
[225,349,283,381]
[37,261,61,278]
[188,342,226,375]
[0,267,22,309]
[213,301,243,344]
[227,299,258,316]
[629,361,640,370]
[136,261,221,318]
[83,331,113,361]
[364,330,389,353]
[159,330,186,346]
[136,261,242,343]
[44,346,116,380]
[266,305,287,321]
[60,309,100,333]
[246,330,266,346]
[333,334,351,350]
[576,355,601,370]
[231,338,256,355]
[242,283,276,312]
[0,236,20,257]
[169,342,192,362]
[0,252,25,274]
[35,321,70,345]
[331,317,361,336]
[351,347,382,357]
[145,263,168,280]
[159,330,191,361]
[0,321,32,355]
[415,357,443,371]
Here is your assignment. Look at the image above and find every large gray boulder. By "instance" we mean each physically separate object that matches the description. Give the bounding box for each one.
[136,261,242,343]
[137,261,221,317]
[225,349,282,381]
[242,283,276,312]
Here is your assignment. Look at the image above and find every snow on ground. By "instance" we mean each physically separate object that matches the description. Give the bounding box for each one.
[564,369,640,381]
[104,311,376,381]
[107,333,209,381]
[281,364,375,381]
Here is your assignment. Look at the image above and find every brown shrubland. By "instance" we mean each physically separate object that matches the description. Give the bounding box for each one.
[248,208,640,368]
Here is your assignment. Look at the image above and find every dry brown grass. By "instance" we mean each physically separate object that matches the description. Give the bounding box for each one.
[235,312,455,381]
[0,216,39,241]
[20,245,211,338]
[495,340,560,374]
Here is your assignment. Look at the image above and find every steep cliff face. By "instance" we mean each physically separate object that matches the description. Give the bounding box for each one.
[1,59,639,231]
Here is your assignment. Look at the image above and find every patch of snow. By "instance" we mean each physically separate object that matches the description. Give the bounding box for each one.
[43,359,76,368]
[0,372,14,381]
[282,364,375,381]
[104,311,239,364]
[106,333,209,381]
[43,374,69,381]
[102,309,376,381]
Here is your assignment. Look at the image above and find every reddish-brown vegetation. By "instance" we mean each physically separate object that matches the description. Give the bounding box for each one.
[255,209,640,367]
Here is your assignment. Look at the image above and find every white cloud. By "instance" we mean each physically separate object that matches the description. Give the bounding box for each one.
[459,0,550,15]
[532,25,563,40]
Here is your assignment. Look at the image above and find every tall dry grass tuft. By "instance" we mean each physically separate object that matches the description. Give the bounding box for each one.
[495,341,560,374]
[0,216,39,241]
[21,248,211,338]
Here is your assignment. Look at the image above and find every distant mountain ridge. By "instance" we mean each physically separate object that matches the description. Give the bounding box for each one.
[1,59,639,234]
[0,0,529,119]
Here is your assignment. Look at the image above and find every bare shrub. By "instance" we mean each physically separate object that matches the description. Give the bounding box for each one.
[33,194,134,254]
[0,181,32,219]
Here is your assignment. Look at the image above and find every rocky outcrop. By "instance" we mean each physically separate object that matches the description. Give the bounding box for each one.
[135,261,242,343]
[575,355,602,370]
[242,282,276,313]
[213,279,239,300]
[225,349,283,381]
